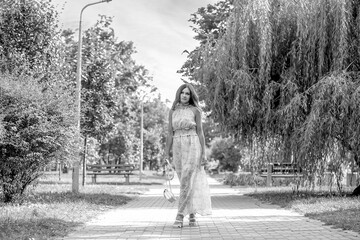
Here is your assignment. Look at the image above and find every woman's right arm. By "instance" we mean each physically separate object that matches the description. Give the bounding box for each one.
[164,110,174,160]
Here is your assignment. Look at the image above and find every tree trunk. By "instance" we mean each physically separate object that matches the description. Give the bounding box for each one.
[283,135,292,163]
[351,154,360,196]
[82,136,87,186]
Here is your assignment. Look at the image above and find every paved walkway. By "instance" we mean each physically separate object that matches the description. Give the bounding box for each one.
[62,176,359,240]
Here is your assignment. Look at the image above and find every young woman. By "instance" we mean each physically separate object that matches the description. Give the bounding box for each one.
[164,83,212,228]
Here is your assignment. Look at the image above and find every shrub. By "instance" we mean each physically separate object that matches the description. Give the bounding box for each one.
[209,137,242,172]
[223,172,266,187]
[0,74,74,203]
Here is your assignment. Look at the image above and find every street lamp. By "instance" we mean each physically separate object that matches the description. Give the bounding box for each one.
[140,99,144,180]
[72,0,112,193]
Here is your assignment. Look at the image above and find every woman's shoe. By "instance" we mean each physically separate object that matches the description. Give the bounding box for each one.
[189,213,197,227]
[173,214,184,228]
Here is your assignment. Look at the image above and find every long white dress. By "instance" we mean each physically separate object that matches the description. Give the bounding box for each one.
[172,105,212,216]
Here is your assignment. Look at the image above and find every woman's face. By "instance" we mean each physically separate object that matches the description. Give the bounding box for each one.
[180,87,191,104]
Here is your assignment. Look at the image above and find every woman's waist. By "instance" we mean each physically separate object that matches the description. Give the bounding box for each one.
[173,128,197,137]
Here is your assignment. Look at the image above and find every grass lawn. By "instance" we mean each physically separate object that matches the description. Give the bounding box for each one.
[211,173,360,234]
[246,188,360,233]
[0,170,166,240]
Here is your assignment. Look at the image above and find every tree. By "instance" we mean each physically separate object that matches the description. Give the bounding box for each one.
[178,0,234,103]
[141,96,169,170]
[189,0,234,44]
[183,0,360,191]
[62,16,153,164]
[209,137,242,172]
[0,0,76,202]
[0,0,62,82]
[202,115,224,146]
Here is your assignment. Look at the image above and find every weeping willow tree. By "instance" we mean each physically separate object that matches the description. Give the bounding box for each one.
[190,0,360,191]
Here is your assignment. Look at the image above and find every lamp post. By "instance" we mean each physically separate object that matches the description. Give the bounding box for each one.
[139,99,144,180]
[72,0,112,193]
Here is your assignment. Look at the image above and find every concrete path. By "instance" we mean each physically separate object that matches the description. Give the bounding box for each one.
[61,176,360,240]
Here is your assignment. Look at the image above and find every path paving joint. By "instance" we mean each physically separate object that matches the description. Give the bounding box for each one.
[61,176,360,240]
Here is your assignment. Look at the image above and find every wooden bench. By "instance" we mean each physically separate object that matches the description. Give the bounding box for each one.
[260,162,303,186]
[86,164,138,184]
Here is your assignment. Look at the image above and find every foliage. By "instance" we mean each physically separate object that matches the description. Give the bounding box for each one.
[81,16,139,139]
[240,136,284,173]
[0,0,77,202]
[202,115,224,146]
[141,96,169,169]
[0,75,74,203]
[0,0,62,81]
[183,0,360,190]
[179,0,234,99]
[62,16,155,164]
[189,0,234,44]
[209,137,242,172]
[223,172,266,187]
[0,0,168,199]
[301,72,360,191]
[0,0,75,166]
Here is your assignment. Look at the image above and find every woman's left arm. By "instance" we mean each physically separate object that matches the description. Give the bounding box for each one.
[194,108,206,166]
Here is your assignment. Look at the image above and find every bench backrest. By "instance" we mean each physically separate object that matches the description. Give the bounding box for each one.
[87,164,136,171]
[260,163,302,174]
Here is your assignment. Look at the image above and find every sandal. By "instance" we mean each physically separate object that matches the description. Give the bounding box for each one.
[189,213,197,227]
[173,213,184,228]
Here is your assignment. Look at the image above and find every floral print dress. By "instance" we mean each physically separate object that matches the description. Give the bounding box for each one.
[172,105,212,216]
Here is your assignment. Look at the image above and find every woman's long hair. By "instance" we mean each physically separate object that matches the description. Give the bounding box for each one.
[171,83,200,110]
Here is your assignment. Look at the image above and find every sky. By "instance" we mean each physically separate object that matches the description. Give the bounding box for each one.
[52,0,218,103]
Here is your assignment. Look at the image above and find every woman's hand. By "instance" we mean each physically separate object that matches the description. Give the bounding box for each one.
[163,151,171,162]
[200,153,207,166]
[163,154,174,169]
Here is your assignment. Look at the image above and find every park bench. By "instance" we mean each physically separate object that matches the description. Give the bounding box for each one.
[260,162,303,186]
[86,164,138,184]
